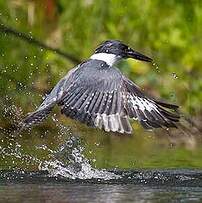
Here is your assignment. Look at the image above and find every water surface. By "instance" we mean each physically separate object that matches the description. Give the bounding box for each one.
[1,119,202,202]
[1,169,202,203]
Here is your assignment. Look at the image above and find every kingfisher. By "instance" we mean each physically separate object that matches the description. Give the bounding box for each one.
[21,40,180,134]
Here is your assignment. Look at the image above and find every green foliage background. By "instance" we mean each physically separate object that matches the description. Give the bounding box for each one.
[0,0,202,170]
[1,0,202,115]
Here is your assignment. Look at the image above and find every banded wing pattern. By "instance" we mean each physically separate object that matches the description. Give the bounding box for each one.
[58,61,132,133]
[21,60,180,134]
[123,77,180,129]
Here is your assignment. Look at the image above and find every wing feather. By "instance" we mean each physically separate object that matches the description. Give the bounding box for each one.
[57,61,180,134]
[123,77,180,130]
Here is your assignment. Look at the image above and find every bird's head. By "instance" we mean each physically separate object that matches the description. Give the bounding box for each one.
[90,40,152,66]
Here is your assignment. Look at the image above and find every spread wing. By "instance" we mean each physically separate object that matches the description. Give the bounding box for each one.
[58,60,180,134]
[21,59,180,134]
[122,77,180,130]
[20,67,78,129]
[58,60,132,134]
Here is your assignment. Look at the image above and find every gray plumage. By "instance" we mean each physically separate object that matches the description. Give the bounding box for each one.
[21,59,179,134]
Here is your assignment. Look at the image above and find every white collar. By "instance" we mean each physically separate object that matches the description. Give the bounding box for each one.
[90,53,121,66]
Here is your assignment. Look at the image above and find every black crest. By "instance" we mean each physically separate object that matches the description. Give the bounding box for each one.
[94,40,129,57]
[94,40,152,62]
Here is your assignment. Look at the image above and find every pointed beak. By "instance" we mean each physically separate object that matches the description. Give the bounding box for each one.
[126,48,152,62]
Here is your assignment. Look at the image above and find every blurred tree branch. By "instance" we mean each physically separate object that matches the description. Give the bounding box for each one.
[0,22,81,64]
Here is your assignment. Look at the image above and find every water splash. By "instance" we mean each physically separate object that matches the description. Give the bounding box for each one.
[0,104,120,180]
[152,62,160,73]
[39,135,120,180]
[172,72,178,79]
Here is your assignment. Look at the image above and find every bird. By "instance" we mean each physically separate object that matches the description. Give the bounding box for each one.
[20,40,180,134]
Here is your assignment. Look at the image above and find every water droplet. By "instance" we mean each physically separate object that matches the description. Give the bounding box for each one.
[169,92,175,99]
[152,62,160,72]
[172,72,178,79]
[95,142,100,146]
